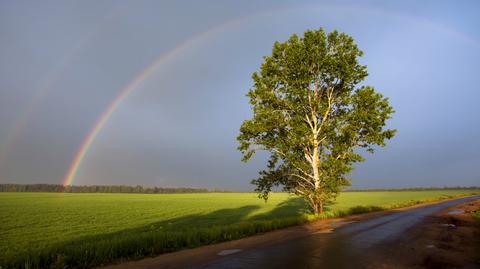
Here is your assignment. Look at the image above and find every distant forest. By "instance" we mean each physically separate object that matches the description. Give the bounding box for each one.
[0,183,478,194]
[0,184,231,193]
[344,186,480,192]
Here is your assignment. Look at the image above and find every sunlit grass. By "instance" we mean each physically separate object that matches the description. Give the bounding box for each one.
[472,208,480,220]
[0,190,478,268]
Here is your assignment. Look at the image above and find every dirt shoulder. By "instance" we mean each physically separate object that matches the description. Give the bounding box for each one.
[367,199,480,268]
[100,197,476,269]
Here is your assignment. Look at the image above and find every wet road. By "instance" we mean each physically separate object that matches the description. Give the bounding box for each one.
[193,195,480,269]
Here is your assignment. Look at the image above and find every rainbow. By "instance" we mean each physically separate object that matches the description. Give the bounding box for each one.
[61,4,479,186]
[62,14,255,186]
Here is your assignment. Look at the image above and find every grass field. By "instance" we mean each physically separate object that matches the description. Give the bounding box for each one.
[1,190,478,268]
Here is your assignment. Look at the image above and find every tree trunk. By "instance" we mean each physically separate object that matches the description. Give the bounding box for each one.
[308,195,324,215]
[311,136,322,215]
[311,201,319,215]
[312,140,320,191]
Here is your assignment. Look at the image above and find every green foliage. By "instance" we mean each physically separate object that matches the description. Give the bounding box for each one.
[1,190,478,268]
[238,28,395,213]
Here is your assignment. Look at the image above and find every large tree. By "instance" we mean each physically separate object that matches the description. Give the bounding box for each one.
[238,28,396,214]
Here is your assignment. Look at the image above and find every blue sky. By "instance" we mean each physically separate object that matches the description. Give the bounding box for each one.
[1,0,479,190]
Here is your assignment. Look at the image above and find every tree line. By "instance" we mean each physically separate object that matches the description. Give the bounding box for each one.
[1,183,476,194]
[344,186,480,192]
[0,184,231,193]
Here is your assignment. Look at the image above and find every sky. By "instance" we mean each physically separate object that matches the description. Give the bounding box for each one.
[1,0,479,191]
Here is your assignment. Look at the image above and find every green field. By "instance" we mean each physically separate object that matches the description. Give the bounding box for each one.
[1,190,478,268]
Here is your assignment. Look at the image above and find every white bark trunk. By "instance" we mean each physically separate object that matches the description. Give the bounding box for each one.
[312,138,320,190]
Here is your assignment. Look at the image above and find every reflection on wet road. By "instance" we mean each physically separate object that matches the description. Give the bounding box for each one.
[194,195,479,269]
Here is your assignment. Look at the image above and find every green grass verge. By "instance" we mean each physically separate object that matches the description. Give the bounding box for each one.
[1,190,478,268]
[472,208,480,220]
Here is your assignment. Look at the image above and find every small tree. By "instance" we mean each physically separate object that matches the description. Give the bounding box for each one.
[238,28,395,214]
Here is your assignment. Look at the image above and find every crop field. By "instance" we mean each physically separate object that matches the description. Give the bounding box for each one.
[1,190,478,268]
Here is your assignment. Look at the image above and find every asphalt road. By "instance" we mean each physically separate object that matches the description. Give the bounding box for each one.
[193,195,480,269]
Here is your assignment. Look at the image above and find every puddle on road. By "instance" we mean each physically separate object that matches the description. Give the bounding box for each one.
[439,223,456,229]
[447,210,464,215]
[312,229,333,234]
[217,249,242,256]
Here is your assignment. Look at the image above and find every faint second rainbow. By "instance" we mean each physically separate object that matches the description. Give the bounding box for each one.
[0,5,130,175]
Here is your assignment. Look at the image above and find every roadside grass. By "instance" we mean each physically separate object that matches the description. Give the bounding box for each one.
[472,208,480,220]
[1,190,478,268]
